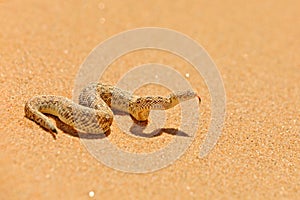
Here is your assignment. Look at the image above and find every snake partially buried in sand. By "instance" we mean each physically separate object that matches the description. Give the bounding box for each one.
[25,83,201,134]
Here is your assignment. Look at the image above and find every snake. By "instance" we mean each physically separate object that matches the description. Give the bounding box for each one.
[24,83,201,134]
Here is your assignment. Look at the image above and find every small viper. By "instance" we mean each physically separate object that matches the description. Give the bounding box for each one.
[25,83,201,134]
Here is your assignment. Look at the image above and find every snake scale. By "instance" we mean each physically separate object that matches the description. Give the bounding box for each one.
[25,83,201,134]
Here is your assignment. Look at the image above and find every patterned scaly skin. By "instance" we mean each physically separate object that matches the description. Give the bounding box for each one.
[25,83,201,134]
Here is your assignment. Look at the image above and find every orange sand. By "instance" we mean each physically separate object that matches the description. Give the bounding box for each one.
[0,0,299,199]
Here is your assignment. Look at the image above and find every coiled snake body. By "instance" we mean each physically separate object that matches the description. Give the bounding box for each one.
[25,83,200,134]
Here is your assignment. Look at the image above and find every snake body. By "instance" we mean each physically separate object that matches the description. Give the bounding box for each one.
[25,83,200,134]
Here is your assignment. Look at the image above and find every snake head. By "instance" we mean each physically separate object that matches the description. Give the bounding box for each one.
[169,90,200,103]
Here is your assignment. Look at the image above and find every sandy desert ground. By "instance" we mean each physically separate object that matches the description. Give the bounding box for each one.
[0,0,299,199]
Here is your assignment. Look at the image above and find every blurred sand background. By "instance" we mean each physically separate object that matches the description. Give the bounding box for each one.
[0,0,299,199]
